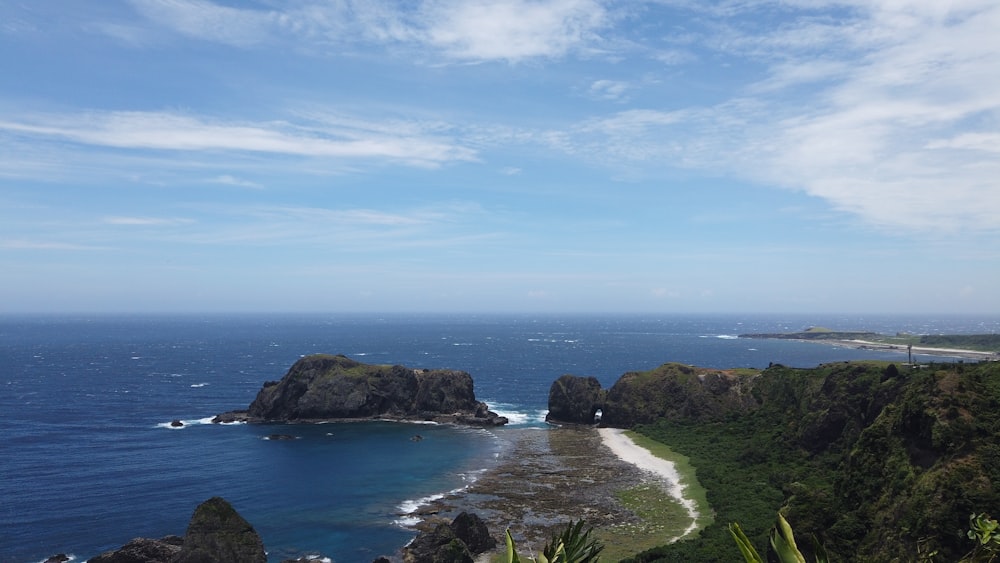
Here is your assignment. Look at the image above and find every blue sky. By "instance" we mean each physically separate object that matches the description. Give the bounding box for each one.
[1,0,998,314]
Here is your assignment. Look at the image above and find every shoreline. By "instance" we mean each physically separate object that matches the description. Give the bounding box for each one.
[799,338,999,361]
[411,426,704,559]
[597,428,702,541]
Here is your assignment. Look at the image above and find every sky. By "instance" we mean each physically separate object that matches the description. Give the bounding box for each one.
[1,0,998,314]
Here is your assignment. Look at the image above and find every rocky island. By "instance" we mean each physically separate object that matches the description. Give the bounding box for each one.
[213,354,507,426]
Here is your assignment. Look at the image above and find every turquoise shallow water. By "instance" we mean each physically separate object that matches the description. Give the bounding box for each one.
[2,313,996,562]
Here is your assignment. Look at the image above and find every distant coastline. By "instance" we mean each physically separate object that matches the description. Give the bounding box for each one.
[740,327,1000,361]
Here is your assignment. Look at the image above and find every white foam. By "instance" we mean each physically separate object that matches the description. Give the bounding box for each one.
[394,482,474,528]
[715,334,739,339]
[484,402,548,426]
[155,416,217,430]
[35,555,75,563]
[190,383,208,388]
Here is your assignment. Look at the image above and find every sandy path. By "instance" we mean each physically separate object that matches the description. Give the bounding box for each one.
[598,428,701,540]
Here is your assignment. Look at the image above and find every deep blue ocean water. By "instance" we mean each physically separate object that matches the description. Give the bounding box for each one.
[3,313,998,563]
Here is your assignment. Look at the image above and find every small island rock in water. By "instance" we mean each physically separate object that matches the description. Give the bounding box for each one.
[215,354,507,426]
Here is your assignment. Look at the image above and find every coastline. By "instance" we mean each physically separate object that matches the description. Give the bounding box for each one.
[411,426,703,560]
[800,338,999,361]
[597,428,703,541]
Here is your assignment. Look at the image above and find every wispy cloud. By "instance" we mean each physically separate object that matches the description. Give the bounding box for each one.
[0,239,107,251]
[125,0,611,63]
[588,79,631,101]
[102,216,194,226]
[545,1,1000,233]
[0,110,476,168]
[420,0,608,62]
[208,175,263,189]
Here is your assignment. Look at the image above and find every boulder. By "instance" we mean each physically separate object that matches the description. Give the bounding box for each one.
[545,375,604,425]
[403,512,495,563]
[172,497,266,563]
[450,512,496,554]
[403,523,473,563]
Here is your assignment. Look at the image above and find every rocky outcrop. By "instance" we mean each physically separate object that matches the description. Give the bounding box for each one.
[600,363,759,428]
[87,537,183,563]
[237,354,506,426]
[545,374,604,424]
[87,498,264,563]
[403,512,495,563]
[173,497,266,563]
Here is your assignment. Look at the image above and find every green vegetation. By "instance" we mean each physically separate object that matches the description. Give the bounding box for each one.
[619,360,1000,562]
[730,514,829,563]
[960,513,1000,562]
[918,335,1000,352]
[507,521,603,563]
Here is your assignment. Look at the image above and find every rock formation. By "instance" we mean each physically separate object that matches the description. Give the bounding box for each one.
[404,512,496,563]
[545,374,604,424]
[87,498,265,563]
[221,354,506,426]
[173,497,266,563]
[544,363,759,429]
[600,363,758,427]
[87,537,184,563]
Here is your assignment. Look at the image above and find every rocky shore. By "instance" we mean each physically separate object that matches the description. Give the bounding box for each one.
[409,425,692,557]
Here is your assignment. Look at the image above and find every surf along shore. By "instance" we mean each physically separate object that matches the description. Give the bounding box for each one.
[411,425,709,561]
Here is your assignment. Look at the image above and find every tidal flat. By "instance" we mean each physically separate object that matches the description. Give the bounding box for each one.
[414,426,696,560]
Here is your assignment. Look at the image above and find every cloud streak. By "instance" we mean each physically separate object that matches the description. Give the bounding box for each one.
[0,110,476,168]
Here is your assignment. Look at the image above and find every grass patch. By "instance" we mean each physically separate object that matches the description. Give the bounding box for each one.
[593,431,714,561]
[622,431,713,533]
[596,483,691,561]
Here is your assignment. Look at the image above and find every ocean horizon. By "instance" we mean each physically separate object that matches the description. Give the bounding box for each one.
[3,313,998,563]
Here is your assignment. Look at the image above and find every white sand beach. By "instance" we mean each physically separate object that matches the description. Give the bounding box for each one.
[598,428,701,540]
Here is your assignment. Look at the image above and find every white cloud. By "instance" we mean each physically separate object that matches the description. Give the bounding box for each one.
[588,79,630,101]
[125,0,610,63]
[128,0,282,47]
[209,175,263,189]
[548,0,1000,233]
[0,110,476,168]
[420,0,608,62]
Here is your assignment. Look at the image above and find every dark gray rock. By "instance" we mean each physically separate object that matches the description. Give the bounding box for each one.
[242,354,505,426]
[403,523,473,563]
[545,374,605,425]
[172,497,266,563]
[449,512,496,554]
[87,537,182,563]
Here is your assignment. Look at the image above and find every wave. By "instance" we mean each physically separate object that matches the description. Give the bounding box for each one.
[393,480,473,528]
[484,401,548,426]
[35,556,76,563]
[189,383,208,388]
[715,335,739,339]
[155,416,245,429]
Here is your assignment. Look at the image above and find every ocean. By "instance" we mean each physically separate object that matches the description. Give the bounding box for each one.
[3,313,998,563]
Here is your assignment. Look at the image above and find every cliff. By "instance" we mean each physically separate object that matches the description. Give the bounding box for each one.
[222,354,506,426]
[607,360,1000,562]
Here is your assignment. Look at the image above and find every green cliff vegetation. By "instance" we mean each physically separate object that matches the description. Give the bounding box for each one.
[621,360,1000,563]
